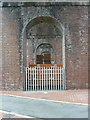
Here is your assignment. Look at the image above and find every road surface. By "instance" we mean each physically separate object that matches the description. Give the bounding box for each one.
[0,94,88,118]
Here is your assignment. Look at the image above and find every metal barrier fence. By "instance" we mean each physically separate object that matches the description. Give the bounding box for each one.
[25,65,64,91]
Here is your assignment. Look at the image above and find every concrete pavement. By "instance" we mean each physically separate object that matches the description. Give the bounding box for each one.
[0,94,88,118]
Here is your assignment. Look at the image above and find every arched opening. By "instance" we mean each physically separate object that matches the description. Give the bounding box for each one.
[23,16,66,90]
[24,16,63,66]
[23,16,64,66]
[36,43,54,64]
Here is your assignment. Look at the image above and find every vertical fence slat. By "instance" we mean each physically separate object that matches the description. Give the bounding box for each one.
[60,67,62,90]
[52,67,54,90]
[29,67,32,90]
[56,67,57,90]
[28,67,29,91]
[35,67,36,91]
[44,67,45,90]
[41,67,43,91]
[40,68,42,90]
[36,67,38,90]
[49,67,50,90]
[27,67,29,91]
[32,68,34,91]
[62,67,65,90]
[58,67,60,90]
[26,67,27,91]
[46,67,48,90]
[51,66,52,90]
[37,67,39,91]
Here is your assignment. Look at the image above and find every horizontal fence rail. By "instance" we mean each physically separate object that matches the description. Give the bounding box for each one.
[25,65,64,91]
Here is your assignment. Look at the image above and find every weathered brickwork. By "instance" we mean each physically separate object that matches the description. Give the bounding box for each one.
[0,7,2,89]
[1,2,88,90]
[2,8,21,90]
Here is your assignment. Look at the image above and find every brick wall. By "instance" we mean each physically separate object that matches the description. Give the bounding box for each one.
[0,7,2,89]
[1,8,21,90]
[1,3,88,90]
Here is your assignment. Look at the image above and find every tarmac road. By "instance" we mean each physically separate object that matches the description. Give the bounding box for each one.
[0,94,88,118]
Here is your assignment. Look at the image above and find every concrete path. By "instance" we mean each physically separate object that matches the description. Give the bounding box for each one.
[0,94,88,118]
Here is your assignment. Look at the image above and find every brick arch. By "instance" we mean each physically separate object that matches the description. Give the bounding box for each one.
[23,16,63,34]
[23,15,66,90]
[25,16,63,34]
[36,43,55,64]
[23,16,64,64]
